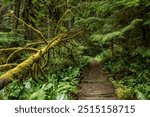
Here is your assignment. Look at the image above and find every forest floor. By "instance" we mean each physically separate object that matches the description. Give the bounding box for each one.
[78,60,117,100]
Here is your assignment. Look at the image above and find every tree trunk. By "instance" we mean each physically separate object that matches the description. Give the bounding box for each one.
[22,0,31,40]
[13,0,21,29]
[142,25,150,47]
[0,4,9,31]
[0,35,63,89]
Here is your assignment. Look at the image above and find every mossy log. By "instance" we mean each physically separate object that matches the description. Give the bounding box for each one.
[0,34,64,89]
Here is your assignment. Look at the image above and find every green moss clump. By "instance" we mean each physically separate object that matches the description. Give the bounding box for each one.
[116,86,136,100]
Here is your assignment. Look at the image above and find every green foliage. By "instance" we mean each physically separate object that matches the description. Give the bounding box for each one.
[119,0,140,8]
[0,0,150,100]
[0,66,81,100]
[1,0,12,5]
[116,86,135,99]
[94,49,112,62]
[91,19,142,43]
[0,32,25,48]
[73,0,150,100]
[135,84,150,100]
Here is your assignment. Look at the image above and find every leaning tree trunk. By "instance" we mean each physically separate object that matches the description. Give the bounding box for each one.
[0,35,64,89]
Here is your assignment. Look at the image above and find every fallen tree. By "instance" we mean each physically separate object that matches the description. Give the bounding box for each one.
[0,12,82,89]
[0,34,66,89]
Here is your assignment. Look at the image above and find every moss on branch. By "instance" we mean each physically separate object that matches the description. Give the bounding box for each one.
[0,34,64,89]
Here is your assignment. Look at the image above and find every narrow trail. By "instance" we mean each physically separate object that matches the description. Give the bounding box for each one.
[78,60,116,100]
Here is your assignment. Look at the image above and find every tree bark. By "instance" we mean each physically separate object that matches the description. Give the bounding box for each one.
[22,0,31,40]
[142,25,150,47]
[13,0,21,29]
[0,35,63,89]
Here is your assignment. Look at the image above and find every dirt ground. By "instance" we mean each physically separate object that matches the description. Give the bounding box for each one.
[78,60,116,100]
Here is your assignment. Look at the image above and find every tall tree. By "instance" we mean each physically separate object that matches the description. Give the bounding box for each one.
[22,0,31,40]
[13,0,21,29]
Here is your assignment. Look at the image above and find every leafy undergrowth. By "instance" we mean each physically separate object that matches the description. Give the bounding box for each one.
[103,47,150,100]
[0,31,25,48]
[0,42,89,100]
[0,66,81,100]
[0,29,90,100]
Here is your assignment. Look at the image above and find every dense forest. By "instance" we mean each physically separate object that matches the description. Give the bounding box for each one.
[0,0,150,100]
